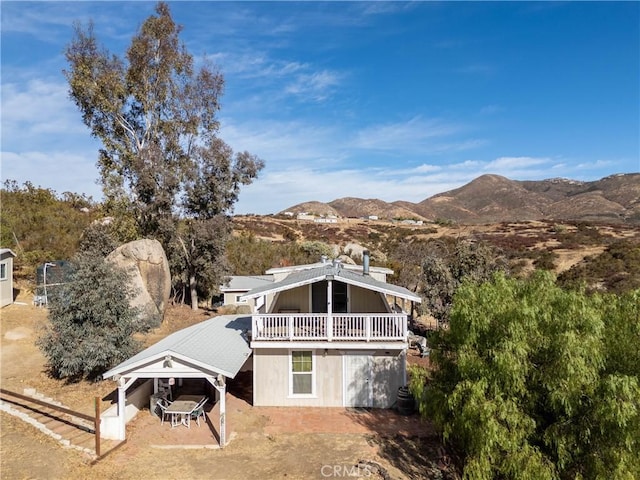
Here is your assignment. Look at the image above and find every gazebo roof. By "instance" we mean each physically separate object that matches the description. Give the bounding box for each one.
[103,315,252,380]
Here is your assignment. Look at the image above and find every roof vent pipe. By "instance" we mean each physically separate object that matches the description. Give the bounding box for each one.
[321,255,329,264]
[363,250,370,276]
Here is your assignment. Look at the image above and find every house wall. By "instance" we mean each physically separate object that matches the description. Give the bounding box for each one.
[101,379,153,440]
[271,286,310,313]
[349,286,388,313]
[223,291,253,307]
[269,284,388,314]
[371,351,405,408]
[0,252,14,308]
[253,348,343,406]
[253,348,405,408]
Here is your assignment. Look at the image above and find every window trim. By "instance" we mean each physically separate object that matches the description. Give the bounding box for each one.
[288,349,316,398]
[0,262,7,281]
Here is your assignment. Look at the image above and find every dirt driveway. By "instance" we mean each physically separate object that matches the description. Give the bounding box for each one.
[1,293,452,480]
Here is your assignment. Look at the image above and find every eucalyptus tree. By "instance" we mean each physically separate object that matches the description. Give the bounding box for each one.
[64,2,263,310]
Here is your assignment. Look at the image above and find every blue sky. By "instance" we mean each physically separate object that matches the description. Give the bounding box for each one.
[2,1,639,215]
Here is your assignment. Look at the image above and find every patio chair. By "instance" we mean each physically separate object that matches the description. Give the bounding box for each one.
[156,398,173,425]
[190,397,208,427]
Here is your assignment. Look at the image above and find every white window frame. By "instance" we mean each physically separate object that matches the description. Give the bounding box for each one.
[288,349,316,398]
[0,263,7,281]
[235,294,247,304]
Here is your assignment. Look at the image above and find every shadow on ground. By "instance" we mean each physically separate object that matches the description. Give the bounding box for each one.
[343,407,459,479]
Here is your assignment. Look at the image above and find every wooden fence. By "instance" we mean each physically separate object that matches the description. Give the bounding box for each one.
[0,388,106,457]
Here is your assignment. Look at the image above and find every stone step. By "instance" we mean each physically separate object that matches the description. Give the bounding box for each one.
[0,389,98,457]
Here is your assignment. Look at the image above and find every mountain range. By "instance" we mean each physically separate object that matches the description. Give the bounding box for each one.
[282,173,640,225]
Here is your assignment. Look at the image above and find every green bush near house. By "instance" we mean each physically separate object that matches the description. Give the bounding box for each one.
[410,272,640,479]
[37,252,142,381]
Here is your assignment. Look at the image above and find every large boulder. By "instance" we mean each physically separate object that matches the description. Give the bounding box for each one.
[106,239,171,329]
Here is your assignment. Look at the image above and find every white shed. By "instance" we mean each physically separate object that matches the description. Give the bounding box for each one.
[0,249,17,307]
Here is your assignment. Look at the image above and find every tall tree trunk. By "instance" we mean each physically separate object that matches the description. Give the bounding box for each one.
[189,271,198,311]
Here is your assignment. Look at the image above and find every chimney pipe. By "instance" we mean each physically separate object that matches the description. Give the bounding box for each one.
[363,250,370,275]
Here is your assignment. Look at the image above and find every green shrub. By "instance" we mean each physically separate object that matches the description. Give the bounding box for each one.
[37,252,141,381]
[412,272,640,479]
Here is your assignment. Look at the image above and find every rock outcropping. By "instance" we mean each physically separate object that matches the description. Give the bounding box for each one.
[106,239,171,329]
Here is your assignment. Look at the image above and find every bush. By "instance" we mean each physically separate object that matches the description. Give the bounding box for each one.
[411,272,640,479]
[37,252,141,381]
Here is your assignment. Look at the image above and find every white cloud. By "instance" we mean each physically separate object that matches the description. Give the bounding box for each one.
[414,164,442,173]
[351,116,485,154]
[1,150,101,200]
[483,156,550,170]
[285,70,342,101]
[219,118,345,168]
[576,159,617,170]
[1,79,93,151]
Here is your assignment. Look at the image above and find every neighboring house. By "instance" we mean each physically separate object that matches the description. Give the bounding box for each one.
[0,249,17,308]
[220,275,274,306]
[241,252,421,408]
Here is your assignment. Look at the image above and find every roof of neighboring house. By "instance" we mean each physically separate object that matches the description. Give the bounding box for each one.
[0,249,17,257]
[241,264,421,303]
[266,261,393,276]
[102,315,252,380]
[220,275,274,292]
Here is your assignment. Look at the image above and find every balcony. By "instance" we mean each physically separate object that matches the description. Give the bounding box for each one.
[251,313,407,342]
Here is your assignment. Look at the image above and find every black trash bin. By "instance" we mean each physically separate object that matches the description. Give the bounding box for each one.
[396,386,416,415]
[150,393,163,418]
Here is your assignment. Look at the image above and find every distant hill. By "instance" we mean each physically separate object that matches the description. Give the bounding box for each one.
[281,173,640,224]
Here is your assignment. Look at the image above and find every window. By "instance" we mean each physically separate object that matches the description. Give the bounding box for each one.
[0,263,6,281]
[312,281,348,313]
[290,350,315,396]
[235,294,247,304]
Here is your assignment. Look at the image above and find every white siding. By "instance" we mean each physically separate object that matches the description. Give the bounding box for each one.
[0,252,14,308]
[253,347,405,408]
[253,348,342,406]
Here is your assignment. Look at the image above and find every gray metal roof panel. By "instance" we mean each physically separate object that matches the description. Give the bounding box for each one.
[220,275,274,292]
[103,315,252,379]
[266,262,393,275]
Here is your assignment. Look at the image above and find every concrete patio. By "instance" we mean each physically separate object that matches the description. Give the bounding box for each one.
[122,383,433,449]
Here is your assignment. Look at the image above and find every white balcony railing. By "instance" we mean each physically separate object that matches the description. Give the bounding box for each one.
[252,313,407,342]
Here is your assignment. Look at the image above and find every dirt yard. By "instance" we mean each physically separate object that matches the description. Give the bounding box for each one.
[1,290,451,480]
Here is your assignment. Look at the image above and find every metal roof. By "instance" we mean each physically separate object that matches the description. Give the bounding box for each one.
[102,315,252,379]
[241,264,421,303]
[220,275,274,292]
[266,261,393,275]
[0,248,17,257]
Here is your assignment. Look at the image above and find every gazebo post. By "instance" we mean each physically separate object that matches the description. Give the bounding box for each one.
[116,377,127,440]
[206,375,227,448]
[219,383,226,447]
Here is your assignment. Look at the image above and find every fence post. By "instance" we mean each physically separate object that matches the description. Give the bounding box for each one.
[94,397,101,458]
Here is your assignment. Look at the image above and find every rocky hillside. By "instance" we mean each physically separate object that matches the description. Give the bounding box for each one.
[282,173,640,224]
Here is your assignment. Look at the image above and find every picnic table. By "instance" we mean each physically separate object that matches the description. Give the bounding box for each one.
[165,395,205,428]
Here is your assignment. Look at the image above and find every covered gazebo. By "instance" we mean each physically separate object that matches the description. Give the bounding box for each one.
[101,315,252,447]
